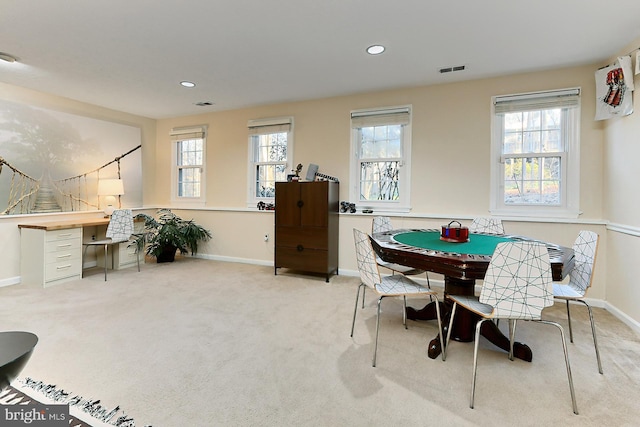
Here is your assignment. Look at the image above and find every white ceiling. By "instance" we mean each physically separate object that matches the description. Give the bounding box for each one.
[1,1,640,119]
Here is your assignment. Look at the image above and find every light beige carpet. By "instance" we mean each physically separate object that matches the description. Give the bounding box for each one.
[1,258,639,426]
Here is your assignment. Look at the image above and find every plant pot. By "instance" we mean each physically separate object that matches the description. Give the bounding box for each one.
[157,245,177,263]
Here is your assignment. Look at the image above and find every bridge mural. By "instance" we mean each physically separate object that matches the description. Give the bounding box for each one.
[0,99,142,215]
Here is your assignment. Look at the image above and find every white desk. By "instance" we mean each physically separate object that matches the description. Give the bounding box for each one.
[18,218,140,287]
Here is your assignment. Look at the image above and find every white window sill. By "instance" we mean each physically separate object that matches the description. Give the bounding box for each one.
[490,207,581,220]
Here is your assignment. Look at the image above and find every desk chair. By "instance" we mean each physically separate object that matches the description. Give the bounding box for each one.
[351,229,444,367]
[82,209,135,281]
[371,216,431,289]
[469,217,505,234]
[553,230,602,374]
[444,241,578,414]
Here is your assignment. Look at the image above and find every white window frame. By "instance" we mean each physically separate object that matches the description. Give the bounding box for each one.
[349,105,412,213]
[246,117,294,208]
[170,125,207,206]
[490,88,581,218]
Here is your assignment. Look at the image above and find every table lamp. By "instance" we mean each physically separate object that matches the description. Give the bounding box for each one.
[97,178,124,216]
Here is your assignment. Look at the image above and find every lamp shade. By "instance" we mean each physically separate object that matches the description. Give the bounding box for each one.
[97,179,124,196]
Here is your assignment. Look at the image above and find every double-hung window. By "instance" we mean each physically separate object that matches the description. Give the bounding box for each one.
[171,125,206,204]
[350,106,412,212]
[490,88,580,218]
[247,117,293,206]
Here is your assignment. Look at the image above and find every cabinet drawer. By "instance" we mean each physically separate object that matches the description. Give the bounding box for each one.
[45,259,82,281]
[45,249,80,264]
[45,228,81,242]
[276,227,328,250]
[275,247,329,273]
[45,237,81,254]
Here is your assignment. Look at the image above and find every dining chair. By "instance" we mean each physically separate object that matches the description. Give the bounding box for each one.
[351,228,445,367]
[553,230,602,374]
[469,217,505,234]
[371,216,431,289]
[82,208,135,281]
[443,241,578,414]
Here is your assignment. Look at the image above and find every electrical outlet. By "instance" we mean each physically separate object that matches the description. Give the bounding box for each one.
[264,234,269,242]
[91,235,96,241]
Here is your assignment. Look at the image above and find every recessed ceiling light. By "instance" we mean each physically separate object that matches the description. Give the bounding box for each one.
[180,81,196,88]
[366,45,385,55]
[0,52,18,63]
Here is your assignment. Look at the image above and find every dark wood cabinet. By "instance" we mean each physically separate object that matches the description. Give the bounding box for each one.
[274,181,339,282]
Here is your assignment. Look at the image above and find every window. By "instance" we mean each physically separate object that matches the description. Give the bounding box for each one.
[171,126,206,204]
[247,117,293,206]
[350,106,412,212]
[490,88,580,217]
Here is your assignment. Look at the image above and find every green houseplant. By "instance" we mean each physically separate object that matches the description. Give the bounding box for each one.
[133,209,212,263]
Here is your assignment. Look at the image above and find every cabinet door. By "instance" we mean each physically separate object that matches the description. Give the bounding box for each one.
[300,182,328,227]
[275,182,301,226]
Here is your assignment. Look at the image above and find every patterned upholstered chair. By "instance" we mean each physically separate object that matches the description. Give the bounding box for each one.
[553,230,602,374]
[82,209,135,281]
[371,216,430,288]
[443,241,578,414]
[351,228,444,367]
[469,217,505,234]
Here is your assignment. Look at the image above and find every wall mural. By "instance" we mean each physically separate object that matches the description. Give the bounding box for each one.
[0,99,142,215]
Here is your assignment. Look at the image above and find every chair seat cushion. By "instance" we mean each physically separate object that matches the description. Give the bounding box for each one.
[376,274,433,296]
[553,283,583,299]
[376,257,425,276]
[83,238,115,245]
[448,295,494,318]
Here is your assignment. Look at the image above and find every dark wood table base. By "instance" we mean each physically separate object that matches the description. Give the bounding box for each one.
[407,301,533,362]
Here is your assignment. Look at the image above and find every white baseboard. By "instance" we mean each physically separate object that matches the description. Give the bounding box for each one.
[192,253,273,267]
[604,301,640,336]
[0,276,21,288]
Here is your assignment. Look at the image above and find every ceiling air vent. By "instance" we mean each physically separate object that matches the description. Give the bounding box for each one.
[439,65,466,74]
[195,101,214,106]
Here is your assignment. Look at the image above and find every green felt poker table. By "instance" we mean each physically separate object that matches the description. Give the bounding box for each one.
[369,228,575,361]
[370,229,573,284]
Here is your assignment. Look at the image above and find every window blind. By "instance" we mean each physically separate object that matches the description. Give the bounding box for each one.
[494,88,580,114]
[351,107,410,128]
[247,117,292,135]
[170,125,207,141]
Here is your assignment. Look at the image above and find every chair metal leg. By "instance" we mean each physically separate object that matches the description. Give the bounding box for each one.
[508,319,517,361]
[537,319,579,415]
[433,295,446,361]
[373,296,385,367]
[444,302,458,360]
[361,286,366,309]
[350,283,365,337]
[403,296,407,329]
[470,318,489,409]
[565,300,574,343]
[104,244,108,281]
[577,300,603,374]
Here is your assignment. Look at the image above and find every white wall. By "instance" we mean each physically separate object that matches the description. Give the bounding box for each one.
[602,37,640,326]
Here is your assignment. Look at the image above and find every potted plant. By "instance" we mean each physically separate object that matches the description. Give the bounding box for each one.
[133,209,212,263]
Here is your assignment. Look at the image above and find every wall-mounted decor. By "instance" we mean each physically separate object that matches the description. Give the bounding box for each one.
[0,99,142,215]
[595,55,635,121]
